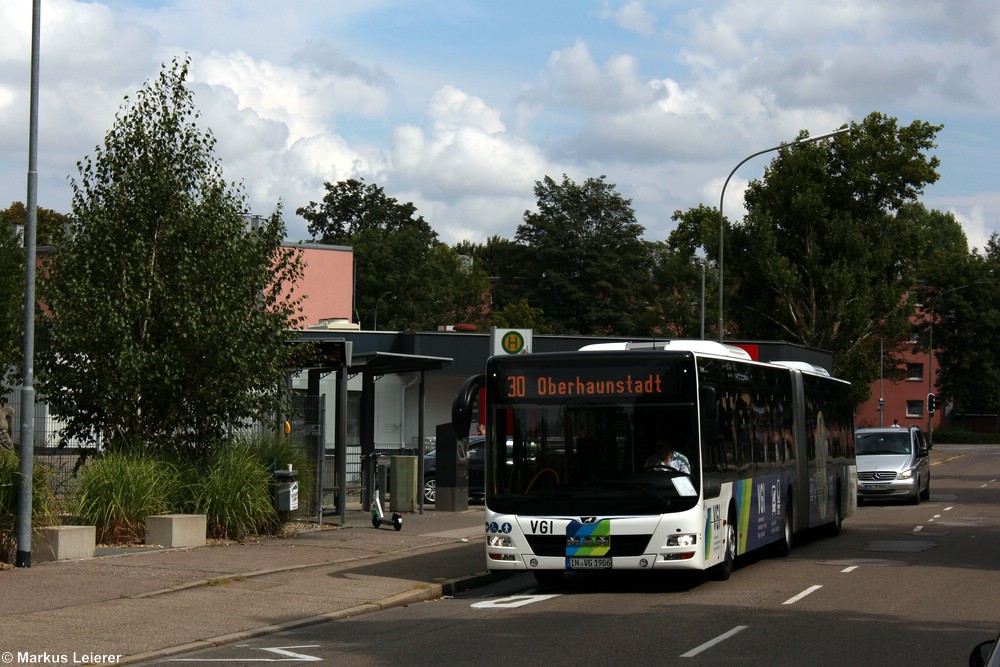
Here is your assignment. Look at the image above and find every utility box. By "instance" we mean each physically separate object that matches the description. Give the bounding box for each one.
[273,468,299,512]
[389,455,417,512]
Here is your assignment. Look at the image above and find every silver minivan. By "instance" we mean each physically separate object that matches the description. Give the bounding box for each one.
[855,426,931,504]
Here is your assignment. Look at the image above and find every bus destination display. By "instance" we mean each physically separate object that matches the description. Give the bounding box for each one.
[503,372,664,399]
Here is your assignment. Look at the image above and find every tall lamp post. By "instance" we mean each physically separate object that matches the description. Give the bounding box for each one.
[717,127,850,343]
[16,0,42,569]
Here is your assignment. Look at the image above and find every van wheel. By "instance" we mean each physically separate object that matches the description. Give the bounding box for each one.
[920,475,931,501]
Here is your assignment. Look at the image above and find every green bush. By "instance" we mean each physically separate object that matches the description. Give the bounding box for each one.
[931,429,1000,445]
[192,441,278,540]
[0,449,58,563]
[75,450,183,544]
[65,433,309,546]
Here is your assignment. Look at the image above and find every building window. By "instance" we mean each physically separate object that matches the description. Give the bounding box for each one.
[906,363,924,381]
[906,400,924,418]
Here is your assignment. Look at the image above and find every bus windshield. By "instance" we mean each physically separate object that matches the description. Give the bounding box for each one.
[485,354,701,516]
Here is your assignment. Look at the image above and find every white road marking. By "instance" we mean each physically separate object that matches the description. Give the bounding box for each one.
[167,644,322,662]
[680,625,749,658]
[782,585,823,605]
[471,594,561,609]
[841,565,858,572]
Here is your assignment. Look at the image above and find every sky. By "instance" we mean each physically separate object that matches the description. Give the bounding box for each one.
[1,0,999,251]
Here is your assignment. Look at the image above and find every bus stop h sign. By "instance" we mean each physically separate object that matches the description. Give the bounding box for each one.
[492,327,532,355]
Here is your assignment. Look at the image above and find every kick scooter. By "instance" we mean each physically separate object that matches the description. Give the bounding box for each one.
[367,452,402,531]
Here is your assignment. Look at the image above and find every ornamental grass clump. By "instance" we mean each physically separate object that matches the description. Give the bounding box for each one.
[0,449,57,563]
[193,442,278,540]
[75,449,183,544]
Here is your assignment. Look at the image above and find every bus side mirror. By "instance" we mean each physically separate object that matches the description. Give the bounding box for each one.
[452,374,484,438]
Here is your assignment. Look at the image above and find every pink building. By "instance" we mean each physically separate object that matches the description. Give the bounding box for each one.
[857,341,942,432]
[280,242,355,330]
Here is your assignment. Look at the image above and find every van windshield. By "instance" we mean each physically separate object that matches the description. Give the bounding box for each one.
[856,432,910,455]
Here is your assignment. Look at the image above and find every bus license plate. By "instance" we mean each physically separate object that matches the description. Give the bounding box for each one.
[568,557,612,569]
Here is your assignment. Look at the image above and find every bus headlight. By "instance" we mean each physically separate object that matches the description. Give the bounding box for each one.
[667,534,697,547]
[487,534,514,548]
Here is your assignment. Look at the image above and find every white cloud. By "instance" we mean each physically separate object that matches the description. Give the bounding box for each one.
[601,1,658,36]
[386,86,556,241]
[1,0,999,251]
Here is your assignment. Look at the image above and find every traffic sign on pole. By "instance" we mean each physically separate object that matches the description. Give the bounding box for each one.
[491,327,532,356]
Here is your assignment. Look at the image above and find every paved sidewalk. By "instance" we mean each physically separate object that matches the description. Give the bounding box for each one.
[0,507,494,666]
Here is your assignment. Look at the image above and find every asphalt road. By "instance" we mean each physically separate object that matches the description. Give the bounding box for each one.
[151,444,1000,666]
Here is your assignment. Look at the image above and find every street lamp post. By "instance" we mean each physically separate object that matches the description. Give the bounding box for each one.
[16,0,42,569]
[717,127,850,343]
[373,291,393,331]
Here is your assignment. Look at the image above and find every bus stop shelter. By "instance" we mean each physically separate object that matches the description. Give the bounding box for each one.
[295,339,451,524]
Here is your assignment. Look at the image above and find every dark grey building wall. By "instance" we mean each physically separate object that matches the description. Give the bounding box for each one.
[301,330,835,380]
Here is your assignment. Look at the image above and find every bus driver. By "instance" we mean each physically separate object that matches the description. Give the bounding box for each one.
[644,438,691,474]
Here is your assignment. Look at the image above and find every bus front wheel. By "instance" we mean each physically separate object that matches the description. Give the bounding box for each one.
[709,510,738,581]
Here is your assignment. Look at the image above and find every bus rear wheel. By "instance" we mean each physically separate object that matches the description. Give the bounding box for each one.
[773,498,793,557]
[825,489,843,537]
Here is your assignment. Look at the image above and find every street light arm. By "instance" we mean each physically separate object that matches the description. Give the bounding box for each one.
[717,126,850,342]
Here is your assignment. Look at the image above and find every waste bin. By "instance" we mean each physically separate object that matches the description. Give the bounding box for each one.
[389,455,417,512]
[273,467,299,512]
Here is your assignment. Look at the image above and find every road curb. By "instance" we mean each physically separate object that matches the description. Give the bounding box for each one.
[119,569,508,665]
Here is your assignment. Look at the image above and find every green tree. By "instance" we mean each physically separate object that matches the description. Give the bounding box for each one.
[0,204,74,391]
[298,178,487,330]
[669,113,943,402]
[662,204,725,340]
[0,201,71,247]
[929,238,1000,415]
[38,57,306,451]
[0,226,24,390]
[515,174,653,335]
[492,298,552,332]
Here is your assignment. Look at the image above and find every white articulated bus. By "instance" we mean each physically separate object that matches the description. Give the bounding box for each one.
[452,340,856,584]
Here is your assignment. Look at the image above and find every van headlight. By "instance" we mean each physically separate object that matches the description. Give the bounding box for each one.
[897,468,915,480]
